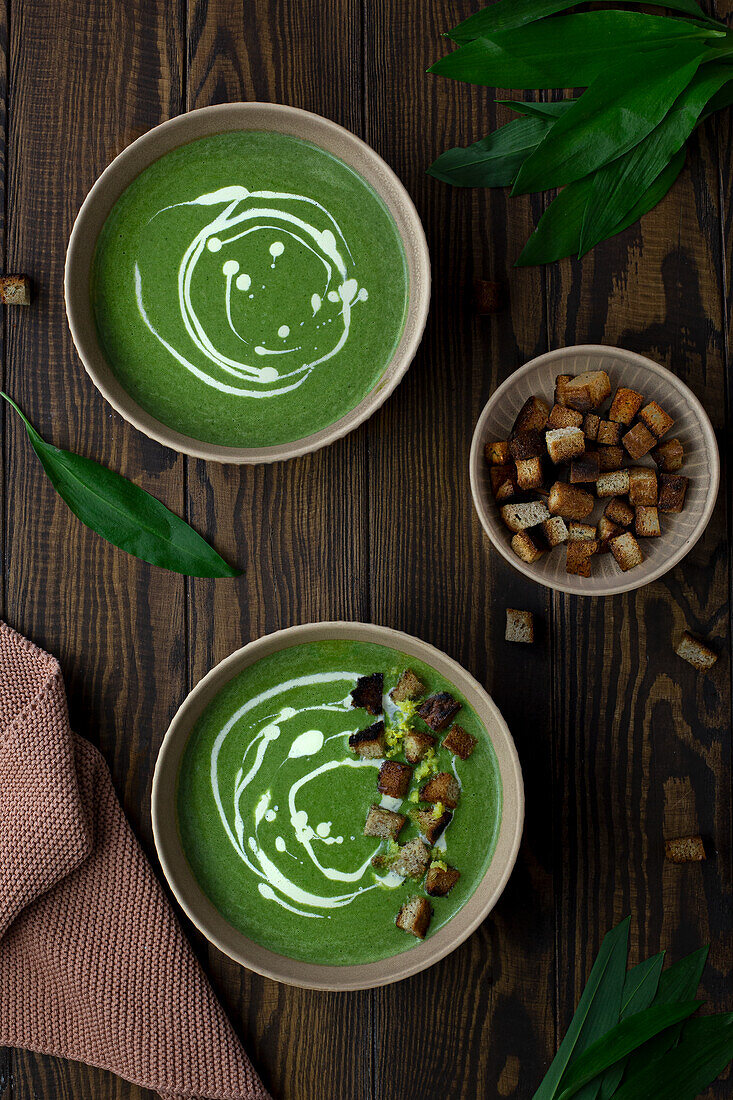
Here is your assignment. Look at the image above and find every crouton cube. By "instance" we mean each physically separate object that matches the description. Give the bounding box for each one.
[396,895,432,939]
[665,836,705,863]
[546,427,585,464]
[363,804,406,840]
[583,413,601,441]
[403,728,436,764]
[652,437,684,472]
[598,515,623,551]
[420,771,461,809]
[596,445,625,471]
[505,608,534,644]
[378,760,413,799]
[658,474,688,513]
[484,440,510,466]
[475,278,503,315]
[604,497,635,527]
[510,429,545,461]
[596,420,623,446]
[570,452,600,483]
[490,464,518,502]
[410,807,453,845]
[547,404,584,430]
[515,456,544,490]
[596,469,630,498]
[562,370,611,412]
[568,522,597,541]
[511,531,544,564]
[512,395,550,434]
[548,482,594,521]
[417,693,461,732]
[622,422,657,460]
[391,668,426,703]
[425,862,461,897]
[350,673,383,715]
[628,466,658,506]
[389,838,431,880]
[500,500,551,532]
[566,540,598,577]
[554,374,573,406]
[540,516,569,548]
[0,275,31,305]
[609,387,644,425]
[349,720,386,759]
[639,401,674,439]
[676,631,717,670]
[609,531,644,571]
[442,723,478,758]
[635,506,661,538]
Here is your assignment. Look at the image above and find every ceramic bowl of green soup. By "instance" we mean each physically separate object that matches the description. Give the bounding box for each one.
[152,622,523,990]
[65,104,430,462]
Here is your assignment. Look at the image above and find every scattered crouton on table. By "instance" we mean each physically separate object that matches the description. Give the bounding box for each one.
[350,672,383,715]
[442,723,478,758]
[665,836,705,863]
[349,720,386,758]
[0,275,31,305]
[676,631,717,670]
[396,895,432,938]
[505,608,534,644]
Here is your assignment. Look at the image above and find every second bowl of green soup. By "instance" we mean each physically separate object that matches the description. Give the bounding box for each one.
[152,622,524,990]
[65,104,430,462]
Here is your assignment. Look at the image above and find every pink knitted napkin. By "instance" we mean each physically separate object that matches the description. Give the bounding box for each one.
[0,621,270,1100]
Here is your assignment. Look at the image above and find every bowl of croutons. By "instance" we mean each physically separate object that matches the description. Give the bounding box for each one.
[470,345,719,596]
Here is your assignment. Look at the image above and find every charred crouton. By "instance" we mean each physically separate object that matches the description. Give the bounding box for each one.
[568,522,597,542]
[622,422,656,460]
[652,437,684,472]
[391,668,426,703]
[548,482,594,521]
[676,631,717,670]
[417,693,461,731]
[540,516,569,548]
[583,413,601,441]
[547,403,584,430]
[639,400,674,439]
[628,466,658,506]
[420,771,461,809]
[0,275,31,306]
[570,452,600,483]
[396,895,432,939]
[658,474,688,513]
[443,723,478,758]
[598,515,623,551]
[504,608,534,644]
[363,804,406,840]
[515,456,544,491]
[608,387,644,425]
[511,531,544,564]
[500,500,551,532]
[378,760,413,799]
[484,439,510,466]
[403,728,436,764]
[596,444,625,471]
[596,469,630,498]
[635,505,661,538]
[411,807,453,845]
[604,497,634,527]
[566,540,598,577]
[546,427,585,464]
[425,862,461,897]
[512,395,550,434]
[554,374,573,406]
[382,837,431,880]
[510,429,545,461]
[562,370,611,412]
[609,531,644,571]
[350,673,383,715]
[596,419,623,446]
[490,464,518,502]
[665,835,705,863]
[349,720,386,759]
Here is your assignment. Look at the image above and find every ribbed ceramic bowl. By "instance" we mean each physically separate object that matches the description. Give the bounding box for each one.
[470,345,719,597]
[151,622,524,991]
[65,103,430,464]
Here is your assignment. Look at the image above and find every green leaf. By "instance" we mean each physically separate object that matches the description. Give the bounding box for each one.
[512,41,705,193]
[427,115,553,187]
[599,953,665,1097]
[2,392,240,578]
[555,1001,701,1100]
[498,98,578,119]
[532,917,630,1100]
[624,945,709,1076]
[428,12,722,90]
[614,1014,733,1100]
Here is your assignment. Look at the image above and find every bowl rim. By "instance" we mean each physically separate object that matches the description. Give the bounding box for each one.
[151,621,524,991]
[64,102,431,464]
[469,344,720,597]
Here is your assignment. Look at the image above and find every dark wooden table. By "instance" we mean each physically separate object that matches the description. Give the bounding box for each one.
[1,1,731,1098]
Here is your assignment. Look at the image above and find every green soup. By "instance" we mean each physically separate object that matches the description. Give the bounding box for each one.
[176,640,503,966]
[91,131,409,448]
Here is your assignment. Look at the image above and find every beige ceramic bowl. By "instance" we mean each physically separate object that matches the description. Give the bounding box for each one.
[65,103,430,463]
[470,345,719,597]
[151,622,524,991]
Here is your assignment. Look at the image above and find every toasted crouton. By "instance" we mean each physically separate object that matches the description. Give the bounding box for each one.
[396,895,432,939]
[568,522,597,542]
[490,464,518,502]
[505,608,534,644]
[665,836,705,863]
[676,631,717,670]
[548,482,594,520]
[546,427,585,464]
[420,771,461,809]
[363,804,406,840]
[570,452,600,483]
[547,403,584,430]
[622,422,656,460]
[500,500,551,532]
[484,440,510,466]
[554,374,573,406]
[652,437,684,472]
[515,456,544,490]
[510,429,546,461]
[411,807,453,845]
[583,413,601,441]
[425,862,461,897]
[562,370,611,412]
[511,531,545,564]
[391,668,426,703]
[512,395,550,434]
[387,838,431,880]
[596,444,625,471]
[596,469,630,498]
[628,466,658,506]
[417,693,461,731]
[378,760,413,799]
[658,474,688,513]
[596,419,623,446]
[443,723,478,758]
[639,401,674,439]
[609,531,644,571]
[598,515,623,551]
[540,516,569,548]
[349,720,386,758]
[350,673,383,715]
[608,387,644,425]
[0,275,31,306]
[604,497,634,527]
[403,728,436,763]
[566,540,598,577]
[635,506,661,537]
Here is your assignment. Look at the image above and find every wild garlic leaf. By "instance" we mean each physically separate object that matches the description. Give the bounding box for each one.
[613,1014,733,1100]
[498,99,578,120]
[598,953,665,1098]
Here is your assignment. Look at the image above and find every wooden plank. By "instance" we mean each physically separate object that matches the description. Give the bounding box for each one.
[0,0,9,1090]
[4,1,185,1097]
[184,3,374,1099]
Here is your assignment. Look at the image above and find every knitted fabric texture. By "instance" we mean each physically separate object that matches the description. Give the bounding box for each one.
[0,622,270,1100]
